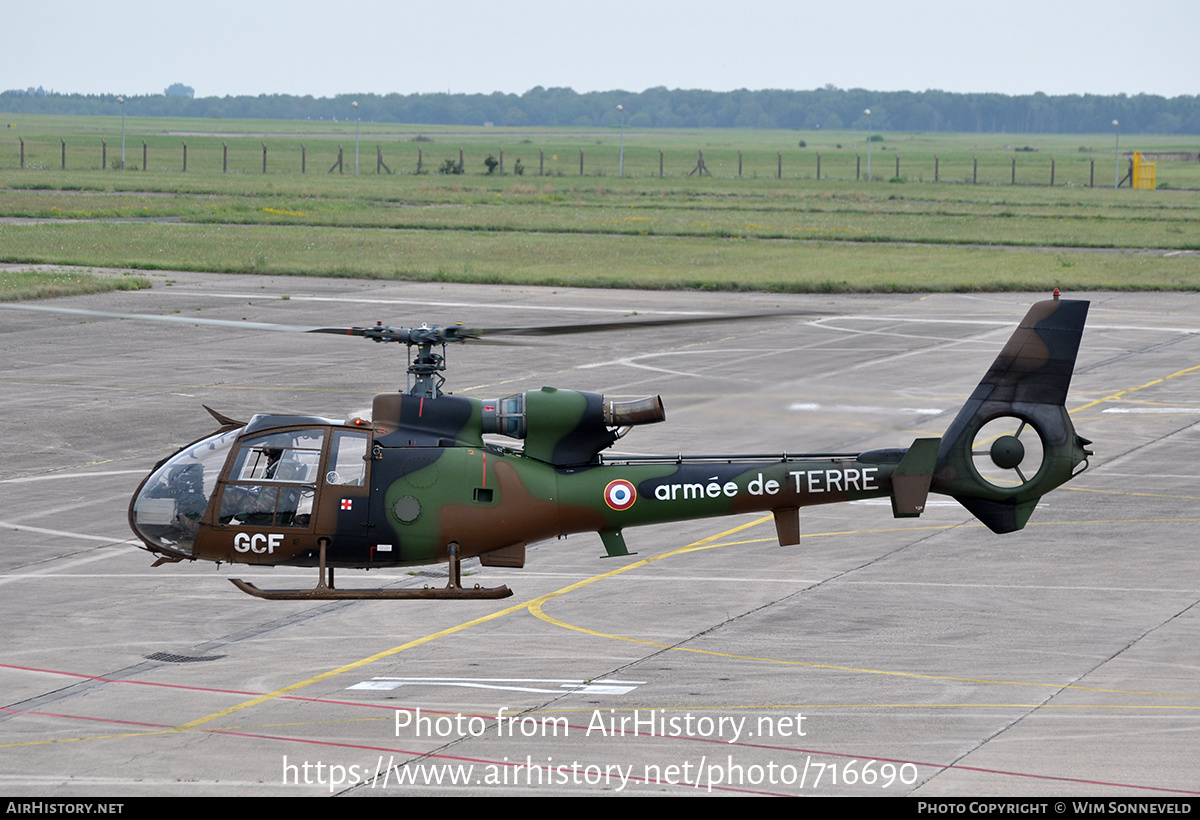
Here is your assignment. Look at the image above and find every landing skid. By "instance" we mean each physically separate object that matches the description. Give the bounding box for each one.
[229,541,512,601]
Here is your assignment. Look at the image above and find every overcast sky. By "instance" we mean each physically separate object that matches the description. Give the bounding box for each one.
[7,0,1197,99]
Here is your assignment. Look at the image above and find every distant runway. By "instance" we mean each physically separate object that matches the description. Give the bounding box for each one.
[1,271,1197,796]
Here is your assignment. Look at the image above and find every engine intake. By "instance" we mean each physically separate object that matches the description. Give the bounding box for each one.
[481,389,666,466]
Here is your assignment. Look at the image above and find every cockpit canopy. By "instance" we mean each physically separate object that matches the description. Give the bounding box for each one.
[130,420,372,558]
[130,428,240,557]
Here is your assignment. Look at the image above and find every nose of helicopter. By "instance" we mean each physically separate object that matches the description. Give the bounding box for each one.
[129,428,240,556]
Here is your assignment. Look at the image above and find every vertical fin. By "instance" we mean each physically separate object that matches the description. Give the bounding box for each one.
[932,298,1092,533]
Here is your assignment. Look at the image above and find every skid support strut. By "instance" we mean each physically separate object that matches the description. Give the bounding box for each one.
[229,540,512,600]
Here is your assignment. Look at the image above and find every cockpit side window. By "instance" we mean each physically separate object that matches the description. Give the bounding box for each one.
[326,430,369,486]
[219,429,325,528]
[229,430,323,484]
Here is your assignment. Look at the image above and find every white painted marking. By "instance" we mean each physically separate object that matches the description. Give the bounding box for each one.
[809,322,972,344]
[0,470,147,484]
[348,677,645,695]
[577,353,702,377]
[0,546,142,586]
[1102,407,1200,414]
[0,520,140,544]
[789,403,944,415]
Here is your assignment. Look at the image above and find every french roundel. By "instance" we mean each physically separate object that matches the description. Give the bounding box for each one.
[604,479,637,511]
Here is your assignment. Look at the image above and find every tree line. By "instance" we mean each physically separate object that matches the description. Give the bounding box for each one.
[3,85,1197,134]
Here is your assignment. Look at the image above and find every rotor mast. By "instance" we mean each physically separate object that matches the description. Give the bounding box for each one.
[404,331,448,398]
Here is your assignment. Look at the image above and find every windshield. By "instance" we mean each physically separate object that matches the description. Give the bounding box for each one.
[130,429,240,556]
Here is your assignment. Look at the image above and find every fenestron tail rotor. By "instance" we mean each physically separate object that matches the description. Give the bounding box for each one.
[970,416,1047,489]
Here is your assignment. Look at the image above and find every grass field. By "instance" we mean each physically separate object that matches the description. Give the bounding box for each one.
[0,266,150,300]
[1,115,1197,295]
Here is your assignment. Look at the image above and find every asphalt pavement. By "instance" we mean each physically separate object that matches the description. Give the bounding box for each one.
[1,269,1197,797]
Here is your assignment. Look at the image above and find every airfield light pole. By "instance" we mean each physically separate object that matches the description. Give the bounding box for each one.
[1112,119,1120,189]
[352,101,360,176]
[117,96,125,171]
[864,108,872,182]
[617,104,625,178]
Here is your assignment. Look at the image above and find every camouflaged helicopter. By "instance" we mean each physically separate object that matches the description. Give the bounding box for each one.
[4,295,1086,601]
[79,292,1087,602]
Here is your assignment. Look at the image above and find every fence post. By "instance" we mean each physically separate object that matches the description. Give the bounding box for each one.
[142,140,147,171]
[376,145,389,174]
[1090,158,1095,187]
[1011,156,1016,185]
[61,138,66,170]
[417,146,423,174]
[459,146,464,173]
[262,143,267,173]
[777,151,782,179]
[816,152,820,180]
[659,149,663,177]
[580,148,584,176]
[499,147,504,175]
[856,153,861,180]
[935,154,939,183]
[539,147,543,176]
[738,150,743,177]
[302,144,306,174]
[223,142,227,173]
[973,155,977,184]
[102,140,107,171]
[1050,157,1055,186]
[19,138,24,169]
[895,154,900,179]
[183,141,187,172]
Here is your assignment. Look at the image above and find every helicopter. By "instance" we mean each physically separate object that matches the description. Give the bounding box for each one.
[5,293,1093,601]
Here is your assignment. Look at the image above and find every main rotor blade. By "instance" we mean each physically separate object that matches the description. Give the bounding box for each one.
[458,309,820,339]
[2,303,819,343]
